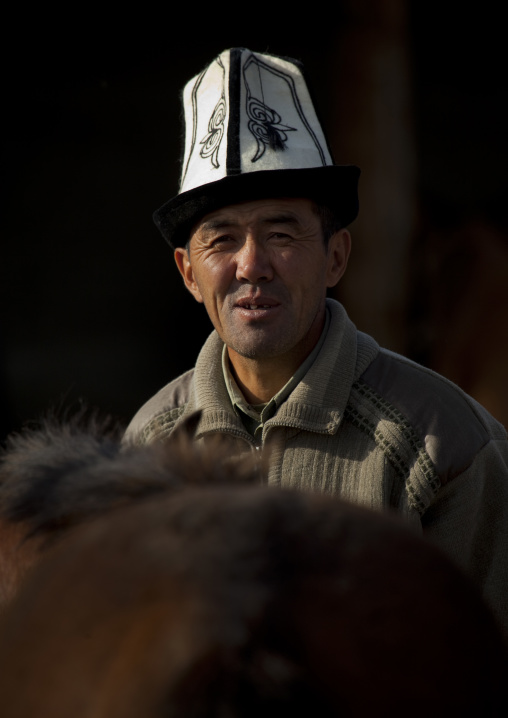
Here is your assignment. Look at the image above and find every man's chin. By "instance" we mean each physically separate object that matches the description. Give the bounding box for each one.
[226,334,291,362]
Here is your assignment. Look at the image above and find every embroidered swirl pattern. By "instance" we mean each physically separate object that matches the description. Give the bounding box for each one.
[247,97,295,162]
[200,94,226,168]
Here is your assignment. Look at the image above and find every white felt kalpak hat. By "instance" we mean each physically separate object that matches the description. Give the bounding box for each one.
[153,47,360,247]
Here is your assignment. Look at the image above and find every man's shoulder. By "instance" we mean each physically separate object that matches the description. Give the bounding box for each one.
[123,369,195,445]
[354,346,506,482]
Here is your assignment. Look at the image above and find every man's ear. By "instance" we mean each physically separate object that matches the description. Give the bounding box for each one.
[174,248,204,303]
[326,229,351,288]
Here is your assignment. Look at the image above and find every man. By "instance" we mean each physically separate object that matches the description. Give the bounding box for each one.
[125,48,508,637]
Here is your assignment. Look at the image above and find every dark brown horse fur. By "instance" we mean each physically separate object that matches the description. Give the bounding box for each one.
[0,410,255,607]
[0,415,506,716]
[0,410,225,540]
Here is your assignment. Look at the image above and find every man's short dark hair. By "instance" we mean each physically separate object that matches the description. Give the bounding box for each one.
[311,201,343,246]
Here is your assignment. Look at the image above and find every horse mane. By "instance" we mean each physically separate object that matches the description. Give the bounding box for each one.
[0,409,260,541]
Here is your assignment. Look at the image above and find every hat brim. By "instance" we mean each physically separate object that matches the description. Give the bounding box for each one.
[152,165,361,248]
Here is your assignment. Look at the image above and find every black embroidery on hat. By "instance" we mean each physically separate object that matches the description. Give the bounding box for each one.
[247,97,296,162]
[199,92,226,168]
[197,56,227,170]
[243,54,327,166]
[180,66,207,189]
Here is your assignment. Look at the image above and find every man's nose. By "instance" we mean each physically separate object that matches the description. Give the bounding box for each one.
[235,238,273,283]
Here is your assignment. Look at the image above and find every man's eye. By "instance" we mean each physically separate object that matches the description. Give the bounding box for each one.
[210,235,233,247]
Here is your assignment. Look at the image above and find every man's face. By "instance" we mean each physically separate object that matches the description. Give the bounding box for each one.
[174,198,350,365]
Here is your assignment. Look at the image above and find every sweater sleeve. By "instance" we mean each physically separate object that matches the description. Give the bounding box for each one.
[421,437,508,642]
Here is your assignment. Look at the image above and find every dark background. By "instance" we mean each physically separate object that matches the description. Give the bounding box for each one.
[2,3,507,443]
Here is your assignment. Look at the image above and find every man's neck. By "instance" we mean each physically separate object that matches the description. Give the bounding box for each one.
[226,353,294,405]
[226,322,329,405]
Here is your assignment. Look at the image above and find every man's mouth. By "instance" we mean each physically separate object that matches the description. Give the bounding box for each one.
[236,297,279,310]
[233,299,280,319]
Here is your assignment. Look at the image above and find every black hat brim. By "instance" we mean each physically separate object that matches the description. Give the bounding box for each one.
[152,165,361,248]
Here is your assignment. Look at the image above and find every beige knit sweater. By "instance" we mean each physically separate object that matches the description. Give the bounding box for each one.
[125,299,508,639]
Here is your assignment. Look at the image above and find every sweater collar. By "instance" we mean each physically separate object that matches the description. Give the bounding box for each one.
[261,299,358,434]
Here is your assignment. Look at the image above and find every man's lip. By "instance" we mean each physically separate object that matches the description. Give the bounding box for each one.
[235,297,279,309]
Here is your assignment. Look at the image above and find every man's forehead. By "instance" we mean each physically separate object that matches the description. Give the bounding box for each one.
[193,197,316,233]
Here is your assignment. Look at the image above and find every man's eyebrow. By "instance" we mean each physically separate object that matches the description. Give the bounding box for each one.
[198,218,238,233]
[259,213,301,226]
[198,213,302,234]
